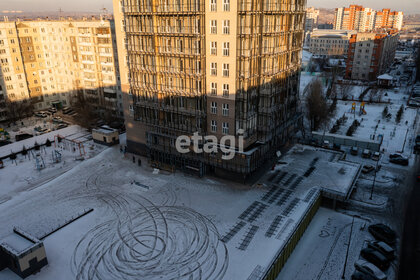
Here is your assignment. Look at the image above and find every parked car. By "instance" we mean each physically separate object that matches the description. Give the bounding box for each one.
[34,112,48,118]
[362,165,375,174]
[351,270,376,280]
[360,248,390,271]
[354,260,387,280]
[367,241,395,261]
[389,153,402,160]
[62,107,74,114]
[351,146,358,155]
[362,149,372,158]
[389,156,409,166]
[15,133,33,141]
[48,107,57,113]
[52,116,63,123]
[368,224,396,245]
[56,123,68,129]
[36,128,51,135]
[372,152,381,161]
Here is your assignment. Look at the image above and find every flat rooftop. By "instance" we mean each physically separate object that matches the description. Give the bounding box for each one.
[266,145,361,200]
[1,234,33,255]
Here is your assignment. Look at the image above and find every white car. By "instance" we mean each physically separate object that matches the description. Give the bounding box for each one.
[354,260,387,280]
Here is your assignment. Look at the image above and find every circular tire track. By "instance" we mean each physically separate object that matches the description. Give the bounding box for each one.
[72,191,228,280]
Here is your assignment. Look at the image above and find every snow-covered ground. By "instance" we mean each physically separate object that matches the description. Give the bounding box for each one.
[0,141,361,280]
[0,125,88,158]
[326,97,418,158]
[277,207,398,280]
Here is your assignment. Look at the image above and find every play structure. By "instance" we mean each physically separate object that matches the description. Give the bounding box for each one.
[52,150,62,163]
[350,102,367,116]
[54,134,86,156]
[0,128,10,141]
[31,150,45,170]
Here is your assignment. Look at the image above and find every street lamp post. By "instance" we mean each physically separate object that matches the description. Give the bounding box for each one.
[370,159,380,200]
[342,215,355,279]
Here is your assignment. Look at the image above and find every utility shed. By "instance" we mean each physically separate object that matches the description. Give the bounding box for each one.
[0,228,48,279]
[92,125,119,146]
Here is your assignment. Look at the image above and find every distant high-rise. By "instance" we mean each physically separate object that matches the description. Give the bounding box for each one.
[305,7,319,33]
[0,18,123,122]
[334,5,403,32]
[113,0,305,178]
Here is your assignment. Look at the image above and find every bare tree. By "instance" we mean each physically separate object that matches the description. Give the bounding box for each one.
[71,91,99,129]
[6,99,33,123]
[340,84,352,100]
[305,79,329,131]
[368,88,378,103]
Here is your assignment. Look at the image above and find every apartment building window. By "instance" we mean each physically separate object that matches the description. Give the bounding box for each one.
[223,84,229,96]
[223,0,230,11]
[222,103,229,116]
[223,20,230,34]
[211,120,217,132]
[222,122,229,134]
[210,0,216,11]
[223,42,229,56]
[211,41,217,55]
[211,102,217,114]
[211,62,217,76]
[211,82,217,95]
[222,64,229,77]
[211,20,217,34]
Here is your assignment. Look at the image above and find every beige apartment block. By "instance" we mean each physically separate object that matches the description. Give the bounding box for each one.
[0,21,31,121]
[308,29,356,56]
[0,18,123,122]
[113,0,305,178]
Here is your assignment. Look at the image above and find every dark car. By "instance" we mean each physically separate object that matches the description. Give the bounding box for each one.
[15,133,33,141]
[361,248,390,271]
[367,241,395,261]
[389,156,409,166]
[368,224,396,245]
[389,153,402,160]
[352,270,376,280]
[351,146,358,155]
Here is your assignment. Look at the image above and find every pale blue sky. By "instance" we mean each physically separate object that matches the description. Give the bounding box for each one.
[1,0,420,14]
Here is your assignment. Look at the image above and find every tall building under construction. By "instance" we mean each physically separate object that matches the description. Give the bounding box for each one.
[113,0,305,178]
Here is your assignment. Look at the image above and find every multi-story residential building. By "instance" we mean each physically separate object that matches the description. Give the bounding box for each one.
[113,0,305,178]
[0,21,31,121]
[0,18,124,122]
[334,5,403,32]
[345,30,399,81]
[309,29,356,56]
[305,7,320,33]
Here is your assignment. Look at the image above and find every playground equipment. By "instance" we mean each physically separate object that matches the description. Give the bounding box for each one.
[0,128,10,141]
[351,102,367,116]
[351,102,356,114]
[31,150,45,170]
[52,150,62,163]
[359,102,367,116]
[54,134,86,156]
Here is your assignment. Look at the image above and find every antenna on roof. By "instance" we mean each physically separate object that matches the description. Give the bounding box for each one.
[58,8,63,20]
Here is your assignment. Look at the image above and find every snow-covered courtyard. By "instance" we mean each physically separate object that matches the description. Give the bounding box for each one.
[0,132,365,280]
